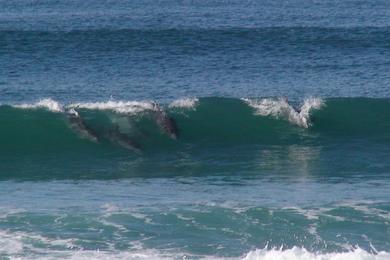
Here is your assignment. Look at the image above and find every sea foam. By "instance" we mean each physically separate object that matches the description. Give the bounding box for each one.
[12,99,159,114]
[242,247,390,260]
[14,98,64,112]
[68,100,156,114]
[0,228,388,260]
[243,97,324,128]
[169,98,199,109]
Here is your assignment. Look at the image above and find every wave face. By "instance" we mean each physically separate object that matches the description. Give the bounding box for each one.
[0,97,389,179]
[1,97,389,148]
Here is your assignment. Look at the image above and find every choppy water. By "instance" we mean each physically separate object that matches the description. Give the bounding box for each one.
[1,0,390,259]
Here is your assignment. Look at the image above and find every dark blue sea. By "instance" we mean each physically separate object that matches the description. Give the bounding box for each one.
[1,0,390,259]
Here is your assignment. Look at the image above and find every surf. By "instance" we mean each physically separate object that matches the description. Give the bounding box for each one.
[1,97,389,155]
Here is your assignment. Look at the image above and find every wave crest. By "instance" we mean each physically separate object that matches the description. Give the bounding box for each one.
[14,98,64,112]
[243,247,390,260]
[68,100,155,114]
[169,98,199,109]
[12,97,200,114]
[243,97,324,128]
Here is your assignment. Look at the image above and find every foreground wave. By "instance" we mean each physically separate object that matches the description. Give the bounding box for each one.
[1,97,389,153]
[1,97,389,179]
[0,244,388,260]
[0,227,388,260]
[1,178,389,258]
[0,227,388,259]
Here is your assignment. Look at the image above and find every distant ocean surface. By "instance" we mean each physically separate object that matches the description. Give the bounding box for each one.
[1,0,390,259]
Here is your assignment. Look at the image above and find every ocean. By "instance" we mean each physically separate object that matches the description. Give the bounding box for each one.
[1,0,390,259]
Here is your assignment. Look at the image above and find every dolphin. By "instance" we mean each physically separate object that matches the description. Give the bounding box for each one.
[152,102,179,140]
[107,125,142,153]
[66,108,99,143]
[282,96,301,114]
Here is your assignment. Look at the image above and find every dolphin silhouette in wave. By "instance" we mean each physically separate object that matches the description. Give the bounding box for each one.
[152,102,179,140]
[106,125,142,153]
[66,108,99,143]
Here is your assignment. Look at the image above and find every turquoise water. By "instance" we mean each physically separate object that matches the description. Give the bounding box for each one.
[1,0,390,259]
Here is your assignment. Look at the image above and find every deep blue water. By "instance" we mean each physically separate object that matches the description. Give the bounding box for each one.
[0,1,390,259]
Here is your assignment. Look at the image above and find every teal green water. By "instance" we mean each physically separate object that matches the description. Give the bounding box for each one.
[1,98,389,180]
[0,179,389,259]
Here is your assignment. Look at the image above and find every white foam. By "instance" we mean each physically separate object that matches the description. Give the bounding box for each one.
[243,97,324,128]
[14,98,64,112]
[0,229,173,259]
[0,231,24,256]
[243,247,390,260]
[169,98,199,109]
[0,230,79,256]
[299,97,324,121]
[68,100,155,114]
[0,229,388,260]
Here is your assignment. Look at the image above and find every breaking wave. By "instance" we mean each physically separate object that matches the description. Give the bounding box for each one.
[169,98,199,109]
[243,97,324,128]
[0,228,388,260]
[1,97,389,156]
[13,98,64,112]
[68,100,156,114]
[243,247,390,260]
